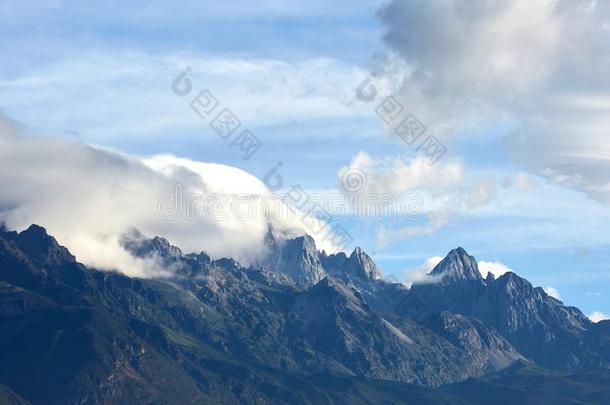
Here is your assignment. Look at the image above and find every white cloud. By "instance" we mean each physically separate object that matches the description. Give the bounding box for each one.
[586,291,602,299]
[479,261,512,279]
[0,116,340,277]
[378,0,610,204]
[402,256,443,288]
[338,152,463,196]
[379,0,563,100]
[377,211,448,246]
[543,286,561,301]
[588,311,610,323]
[335,152,495,245]
[377,178,496,247]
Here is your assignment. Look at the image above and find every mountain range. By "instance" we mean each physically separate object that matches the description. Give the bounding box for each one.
[0,224,609,404]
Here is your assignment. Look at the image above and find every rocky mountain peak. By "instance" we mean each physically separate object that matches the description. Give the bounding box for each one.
[6,224,75,267]
[259,234,327,288]
[120,228,183,259]
[291,234,318,252]
[348,247,383,280]
[298,277,367,316]
[118,228,213,277]
[430,247,482,282]
[260,231,385,285]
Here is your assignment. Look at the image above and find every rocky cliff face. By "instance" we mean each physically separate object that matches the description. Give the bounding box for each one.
[260,234,327,287]
[321,247,383,281]
[258,231,383,288]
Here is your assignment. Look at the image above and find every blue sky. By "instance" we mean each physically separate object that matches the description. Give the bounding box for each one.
[1,0,610,319]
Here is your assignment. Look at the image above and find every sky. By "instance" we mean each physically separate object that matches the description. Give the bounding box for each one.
[1,0,610,320]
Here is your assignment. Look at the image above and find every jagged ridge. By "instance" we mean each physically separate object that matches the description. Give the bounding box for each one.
[0,225,609,404]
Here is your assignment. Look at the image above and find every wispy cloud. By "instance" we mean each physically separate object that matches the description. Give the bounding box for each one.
[479,261,512,279]
[401,256,443,288]
[377,177,496,247]
[0,51,371,143]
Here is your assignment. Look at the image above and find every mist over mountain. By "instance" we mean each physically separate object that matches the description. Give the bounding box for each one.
[0,224,609,404]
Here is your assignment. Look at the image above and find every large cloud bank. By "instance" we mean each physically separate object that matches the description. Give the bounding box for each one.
[0,117,336,277]
[378,0,610,203]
